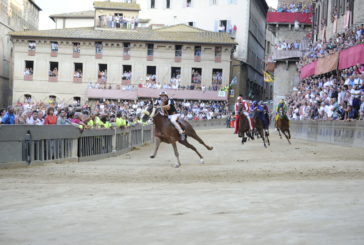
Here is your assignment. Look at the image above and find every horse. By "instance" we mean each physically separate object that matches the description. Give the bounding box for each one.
[252,108,270,148]
[238,111,253,144]
[142,103,213,168]
[276,109,291,144]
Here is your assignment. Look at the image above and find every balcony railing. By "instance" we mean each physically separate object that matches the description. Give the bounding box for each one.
[73,52,80,58]
[51,50,58,57]
[194,56,201,62]
[24,74,33,81]
[73,77,82,83]
[28,50,35,56]
[147,55,153,61]
[48,76,58,82]
[175,56,181,63]
[272,49,303,60]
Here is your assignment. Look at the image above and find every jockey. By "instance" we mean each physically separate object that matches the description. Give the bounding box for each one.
[241,97,253,130]
[234,96,242,134]
[157,91,186,140]
[275,99,289,122]
[252,101,269,129]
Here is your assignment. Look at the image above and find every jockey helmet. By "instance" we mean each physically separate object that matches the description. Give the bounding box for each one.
[236,96,243,102]
[252,101,257,107]
[159,91,168,97]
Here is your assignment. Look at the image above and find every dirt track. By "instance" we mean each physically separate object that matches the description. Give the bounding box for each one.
[0,129,364,245]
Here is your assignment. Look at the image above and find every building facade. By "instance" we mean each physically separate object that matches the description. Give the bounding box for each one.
[313,0,362,42]
[10,22,235,104]
[0,0,41,107]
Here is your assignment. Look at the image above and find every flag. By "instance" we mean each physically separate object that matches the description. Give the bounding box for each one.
[230,76,237,86]
[264,72,274,82]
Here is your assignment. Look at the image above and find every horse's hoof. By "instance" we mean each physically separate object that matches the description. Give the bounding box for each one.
[175,163,181,168]
[208,146,213,151]
[200,159,205,164]
[150,155,155,159]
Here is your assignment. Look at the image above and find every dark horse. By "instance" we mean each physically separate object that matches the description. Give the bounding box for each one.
[238,112,253,144]
[252,108,270,148]
[142,104,213,168]
[276,109,291,144]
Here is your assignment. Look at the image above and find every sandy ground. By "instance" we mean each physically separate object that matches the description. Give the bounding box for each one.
[0,129,364,245]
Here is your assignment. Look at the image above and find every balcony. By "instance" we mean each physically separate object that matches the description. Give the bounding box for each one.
[175,57,182,63]
[194,56,201,62]
[97,78,107,84]
[272,49,303,61]
[122,79,131,85]
[123,54,130,60]
[48,76,58,82]
[51,51,58,57]
[73,77,82,83]
[95,53,103,59]
[24,75,33,81]
[147,55,153,61]
[28,50,35,56]
[73,52,80,58]
[215,56,221,63]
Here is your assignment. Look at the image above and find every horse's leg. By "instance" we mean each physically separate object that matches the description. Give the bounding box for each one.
[282,130,291,144]
[277,128,282,139]
[287,129,291,139]
[172,142,181,168]
[189,131,213,151]
[259,128,267,148]
[179,140,204,164]
[265,129,270,146]
[150,137,161,158]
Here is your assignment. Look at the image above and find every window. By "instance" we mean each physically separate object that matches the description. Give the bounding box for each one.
[170,67,181,89]
[95,42,103,54]
[175,45,182,57]
[123,42,130,55]
[191,68,202,88]
[51,41,58,52]
[166,0,170,8]
[73,42,80,53]
[188,22,194,27]
[49,62,58,77]
[151,0,155,8]
[122,65,132,80]
[194,46,201,56]
[74,63,83,78]
[186,0,192,7]
[146,66,157,83]
[28,41,36,50]
[215,46,222,57]
[147,44,154,56]
[98,64,107,82]
[24,61,34,75]
[212,69,223,90]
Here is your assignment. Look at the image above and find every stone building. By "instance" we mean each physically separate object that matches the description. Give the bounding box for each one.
[10,2,235,105]
[0,0,41,107]
[266,0,313,106]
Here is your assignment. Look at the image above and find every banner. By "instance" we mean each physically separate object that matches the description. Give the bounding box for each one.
[338,43,364,70]
[218,91,226,97]
[266,12,312,24]
[299,61,317,80]
[315,52,339,76]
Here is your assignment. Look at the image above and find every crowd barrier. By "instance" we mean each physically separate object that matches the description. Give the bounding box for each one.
[0,119,227,166]
[290,120,364,148]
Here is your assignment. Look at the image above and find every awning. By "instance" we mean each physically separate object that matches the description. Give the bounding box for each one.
[266,12,312,24]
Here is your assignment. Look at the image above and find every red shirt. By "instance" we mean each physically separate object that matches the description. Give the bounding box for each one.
[44,115,57,125]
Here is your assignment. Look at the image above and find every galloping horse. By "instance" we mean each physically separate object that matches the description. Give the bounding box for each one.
[142,103,213,168]
[252,108,270,148]
[238,112,253,144]
[276,109,291,144]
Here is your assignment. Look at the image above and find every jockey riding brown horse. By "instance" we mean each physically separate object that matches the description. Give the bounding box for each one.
[276,109,291,144]
[142,102,213,168]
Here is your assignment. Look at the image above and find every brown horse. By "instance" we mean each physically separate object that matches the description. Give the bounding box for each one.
[238,112,253,144]
[252,109,269,148]
[276,110,291,144]
[142,104,213,168]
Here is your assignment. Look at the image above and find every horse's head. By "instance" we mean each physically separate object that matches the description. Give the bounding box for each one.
[141,102,163,122]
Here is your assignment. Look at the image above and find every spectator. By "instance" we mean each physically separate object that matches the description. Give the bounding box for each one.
[1,107,15,124]
[44,107,57,125]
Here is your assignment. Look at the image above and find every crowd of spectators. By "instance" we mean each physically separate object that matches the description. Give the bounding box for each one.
[24,68,33,76]
[0,100,229,127]
[274,40,301,51]
[286,65,364,120]
[270,2,312,13]
[298,25,364,68]
[97,15,139,30]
